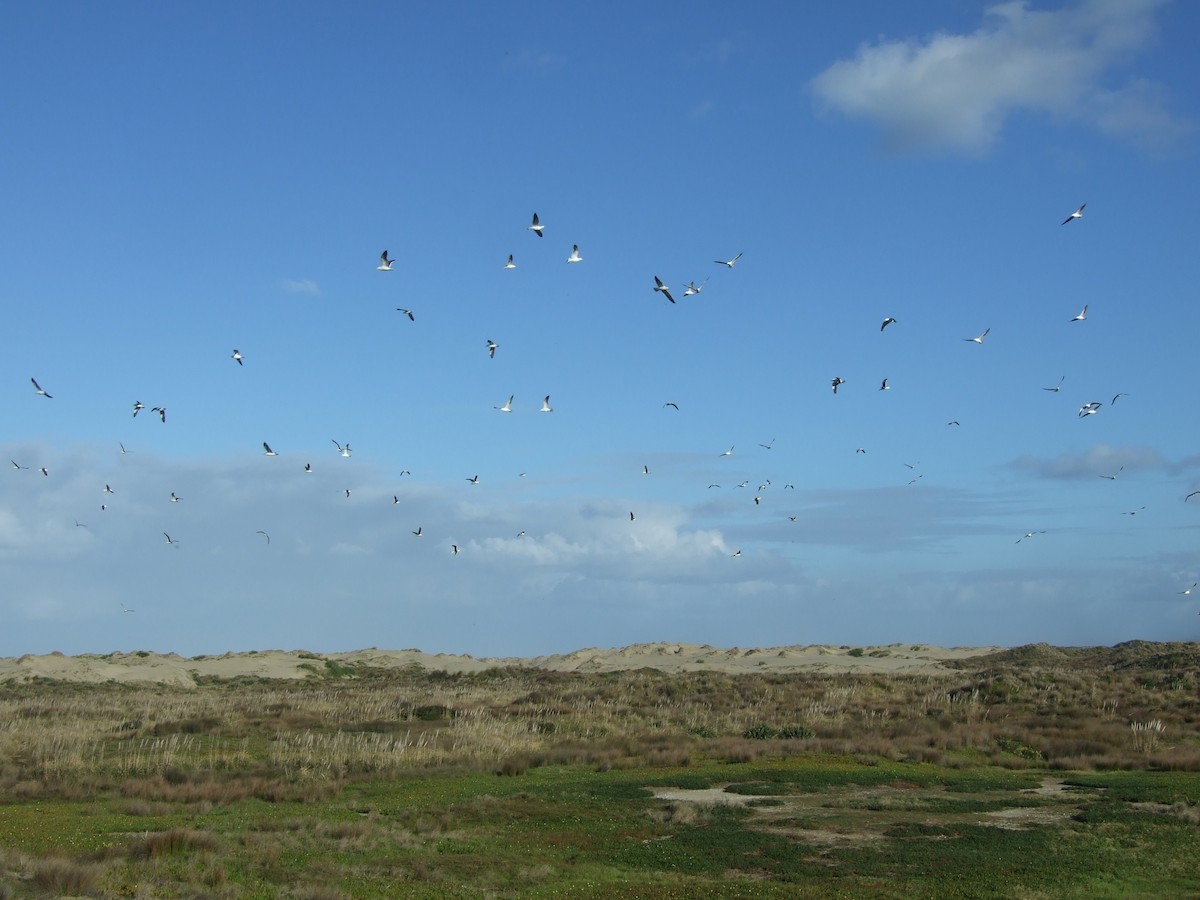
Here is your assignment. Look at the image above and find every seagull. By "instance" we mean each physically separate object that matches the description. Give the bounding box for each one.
[1099,467,1123,480]
[643,465,650,475]
[412,526,423,537]
[104,484,114,494]
[163,532,178,546]
[378,250,395,270]
[151,406,166,423]
[731,549,742,557]
[1179,583,1197,595]
[393,495,400,504]
[332,440,351,458]
[566,244,582,263]
[1123,507,1145,516]
[947,421,960,426]
[304,463,313,473]
[10,460,27,470]
[682,280,706,296]
[516,530,526,537]
[759,438,775,450]
[736,481,749,488]
[487,340,498,359]
[708,484,720,489]
[466,475,479,485]
[720,446,734,457]
[100,504,108,511]
[1043,376,1065,392]
[121,603,135,613]
[39,467,48,477]
[540,395,553,412]
[396,308,415,321]
[263,442,278,456]
[881,317,897,332]
[495,395,513,412]
[344,489,352,498]
[1070,305,1088,322]
[528,212,544,236]
[754,496,761,505]
[653,276,675,304]
[504,254,516,269]
[663,402,679,410]
[120,443,129,454]
[1016,531,1046,543]
[74,520,87,528]
[964,328,990,344]
[903,462,917,469]
[31,378,52,398]
[714,252,743,268]
[170,492,181,502]
[879,378,890,391]
[856,448,866,454]
[1186,491,1200,502]
[132,401,144,417]
[1111,393,1128,405]
[232,349,244,365]
[1061,203,1086,225]
[788,516,797,522]
[451,544,459,555]
[831,377,845,394]
[256,531,270,545]
[630,512,636,521]
[1078,401,1102,417]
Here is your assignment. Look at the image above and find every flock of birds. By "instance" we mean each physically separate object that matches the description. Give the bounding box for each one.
[11,203,1200,612]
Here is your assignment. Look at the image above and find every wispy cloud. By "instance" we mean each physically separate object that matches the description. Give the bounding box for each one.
[281,279,320,295]
[810,0,1186,155]
[1009,443,1177,478]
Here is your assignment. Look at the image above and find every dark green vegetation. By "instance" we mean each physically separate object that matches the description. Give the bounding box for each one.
[0,642,1197,897]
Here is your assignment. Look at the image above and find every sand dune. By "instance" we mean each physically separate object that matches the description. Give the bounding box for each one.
[0,643,1005,687]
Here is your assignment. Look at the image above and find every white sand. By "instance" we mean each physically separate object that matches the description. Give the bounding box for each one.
[0,642,1003,688]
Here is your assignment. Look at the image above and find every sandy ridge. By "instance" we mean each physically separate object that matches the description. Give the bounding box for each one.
[0,642,1005,687]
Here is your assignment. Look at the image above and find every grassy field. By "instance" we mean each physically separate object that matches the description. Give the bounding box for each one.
[0,642,1197,897]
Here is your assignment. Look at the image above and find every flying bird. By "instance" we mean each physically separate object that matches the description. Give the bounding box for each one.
[879,378,890,391]
[487,340,498,359]
[344,489,352,498]
[629,512,635,521]
[683,280,706,296]
[378,250,395,270]
[504,254,516,269]
[256,531,270,545]
[39,467,48,477]
[232,349,244,365]
[714,252,743,268]
[1043,376,1065,393]
[540,395,553,412]
[332,440,351,457]
[1070,305,1088,322]
[451,544,459,555]
[566,244,582,263]
[1099,467,1124,480]
[263,442,278,456]
[643,465,650,475]
[412,527,423,537]
[466,475,479,485]
[1111,393,1128,405]
[963,328,990,344]
[132,401,144,417]
[396,308,415,321]
[731,549,742,557]
[304,463,313,473]
[831,377,845,394]
[31,378,52,398]
[170,492,181,503]
[1078,402,1103,418]
[495,395,514,412]
[759,438,775,450]
[120,443,129,454]
[104,484,114,494]
[1186,491,1200,502]
[121,603,135,613]
[653,276,675,304]
[151,406,166,423]
[10,460,27,469]
[720,446,734,457]
[1061,203,1086,225]
[663,402,679,410]
[881,317,897,331]
[528,212,543,236]
[1016,531,1046,543]
[947,421,961,426]
[1179,583,1197,595]
[1123,507,1145,516]
[163,532,178,546]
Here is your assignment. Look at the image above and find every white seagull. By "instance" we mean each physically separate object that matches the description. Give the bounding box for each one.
[232,349,244,365]
[881,317,897,331]
[879,378,890,391]
[653,276,675,304]
[964,328,991,344]
[504,254,516,269]
[683,280,706,296]
[714,252,743,268]
[1179,583,1197,595]
[170,492,182,503]
[1061,203,1086,225]
[256,531,270,545]
[528,212,544,237]
[487,340,498,359]
[495,395,514,412]
[378,250,395,270]
[304,463,313,473]
[263,442,278,456]
[1098,466,1123,480]
[151,406,166,423]
[1078,401,1103,417]
[412,526,423,537]
[1016,531,1046,543]
[466,475,479,485]
[104,484,114,494]
[566,244,582,263]
[1070,305,1088,322]
[540,395,553,412]
[663,402,679,410]
[832,377,845,394]
[31,377,52,398]
[396,308,415,321]
[332,440,351,457]
[163,532,179,546]
[132,401,144,417]
[720,446,734,457]
[1043,376,1065,393]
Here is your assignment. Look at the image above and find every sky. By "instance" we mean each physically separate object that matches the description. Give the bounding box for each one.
[2,0,1199,658]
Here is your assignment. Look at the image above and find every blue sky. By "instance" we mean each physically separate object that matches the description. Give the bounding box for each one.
[3,0,1198,657]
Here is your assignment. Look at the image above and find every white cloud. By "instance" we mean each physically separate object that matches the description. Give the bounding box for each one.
[810,0,1184,154]
[281,279,320,295]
